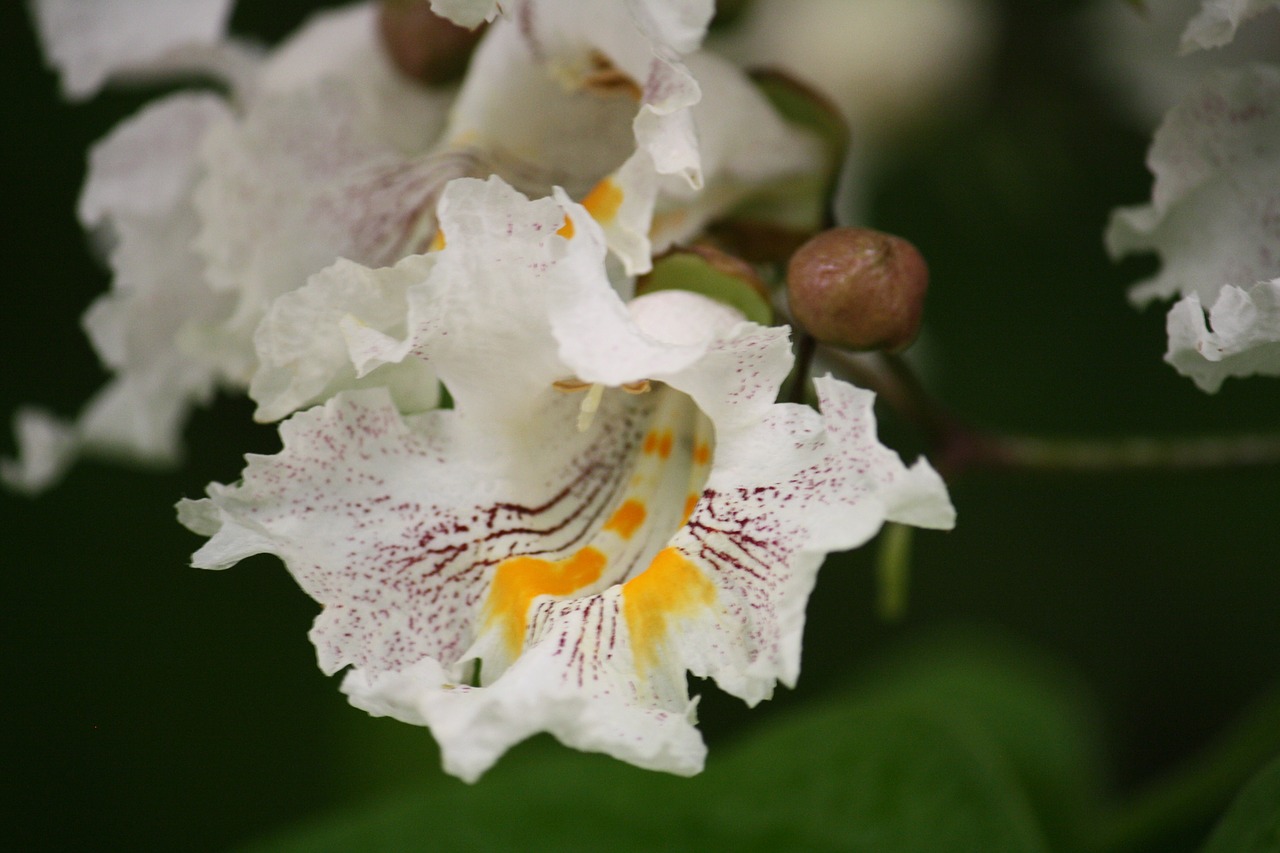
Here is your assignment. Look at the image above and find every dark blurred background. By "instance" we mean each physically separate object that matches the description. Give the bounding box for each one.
[1,1,1276,849]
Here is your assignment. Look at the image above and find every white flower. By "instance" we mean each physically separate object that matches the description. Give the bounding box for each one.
[1104,0,1280,391]
[8,0,818,489]
[1107,64,1280,391]
[179,176,954,782]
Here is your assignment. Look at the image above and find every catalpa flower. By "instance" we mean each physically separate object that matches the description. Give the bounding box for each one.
[179,177,954,781]
[7,0,816,488]
[1107,4,1280,391]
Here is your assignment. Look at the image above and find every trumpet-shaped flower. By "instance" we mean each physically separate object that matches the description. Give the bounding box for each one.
[179,177,954,781]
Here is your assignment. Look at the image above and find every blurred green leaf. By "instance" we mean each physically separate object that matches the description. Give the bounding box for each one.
[854,631,1106,850]
[242,633,1106,852]
[1201,756,1280,853]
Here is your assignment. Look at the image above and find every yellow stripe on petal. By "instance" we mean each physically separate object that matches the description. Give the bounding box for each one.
[485,547,608,657]
[582,178,623,224]
[623,547,716,675]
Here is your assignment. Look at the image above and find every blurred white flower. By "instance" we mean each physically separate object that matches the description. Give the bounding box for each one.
[6,0,817,489]
[1105,5,1280,390]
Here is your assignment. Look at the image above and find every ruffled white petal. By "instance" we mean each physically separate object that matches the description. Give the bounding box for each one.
[250,255,441,421]
[1181,0,1280,53]
[1166,278,1280,390]
[1107,64,1280,307]
[194,77,454,389]
[31,0,247,99]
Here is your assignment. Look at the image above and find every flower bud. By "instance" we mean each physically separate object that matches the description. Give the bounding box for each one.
[786,227,928,352]
[378,1,486,86]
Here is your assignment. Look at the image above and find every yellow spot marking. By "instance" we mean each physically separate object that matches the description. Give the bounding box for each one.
[429,229,446,252]
[484,547,607,656]
[681,494,699,526]
[582,178,624,224]
[557,214,576,240]
[657,431,674,460]
[643,432,659,455]
[623,548,716,674]
[604,499,647,540]
[693,443,711,466]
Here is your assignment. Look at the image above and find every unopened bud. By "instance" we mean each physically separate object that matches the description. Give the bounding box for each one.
[786,227,928,352]
[378,1,486,86]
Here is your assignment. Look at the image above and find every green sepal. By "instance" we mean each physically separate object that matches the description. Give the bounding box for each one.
[638,250,773,326]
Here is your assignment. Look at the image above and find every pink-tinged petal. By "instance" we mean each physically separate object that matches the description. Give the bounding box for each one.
[655,376,952,705]
[1166,278,1280,390]
[79,92,231,226]
[1181,0,1280,53]
[194,79,456,385]
[1107,65,1280,308]
[31,0,248,100]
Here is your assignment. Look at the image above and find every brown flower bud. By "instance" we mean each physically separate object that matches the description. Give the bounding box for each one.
[378,1,486,86]
[786,227,928,352]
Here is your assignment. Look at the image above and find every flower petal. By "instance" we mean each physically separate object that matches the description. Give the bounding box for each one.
[194,77,454,388]
[1180,0,1280,53]
[1107,64,1280,307]
[30,0,248,100]
[250,255,441,421]
[4,93,234,491]
[1166,278,1280,390]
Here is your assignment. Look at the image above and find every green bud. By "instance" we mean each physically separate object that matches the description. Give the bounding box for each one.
[378,1,486,86]
[786,227,928,352]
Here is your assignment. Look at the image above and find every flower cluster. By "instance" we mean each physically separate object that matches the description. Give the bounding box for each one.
[15,0,955,780]
[1107,0,1280,391]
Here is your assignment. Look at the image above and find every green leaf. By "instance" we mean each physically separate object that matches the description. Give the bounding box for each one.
[1201,756,1280,853]
[850,631,1106,850]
